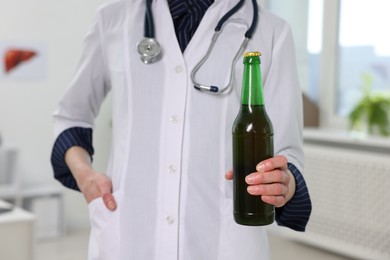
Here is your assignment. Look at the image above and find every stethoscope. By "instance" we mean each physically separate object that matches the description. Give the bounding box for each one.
[136,0,259,94]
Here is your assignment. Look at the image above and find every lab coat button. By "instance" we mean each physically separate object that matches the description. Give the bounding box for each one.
[168,165,177,174]
[170,115,179,124]
[166,216,175,225]
[175,65,183,73]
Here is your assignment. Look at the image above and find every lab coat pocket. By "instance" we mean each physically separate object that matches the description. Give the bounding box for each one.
[88,190,122,260]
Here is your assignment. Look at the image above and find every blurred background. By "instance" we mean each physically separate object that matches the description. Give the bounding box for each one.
[0,0,389,259]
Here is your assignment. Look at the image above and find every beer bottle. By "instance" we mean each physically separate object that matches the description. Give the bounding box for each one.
[232,51,274,226]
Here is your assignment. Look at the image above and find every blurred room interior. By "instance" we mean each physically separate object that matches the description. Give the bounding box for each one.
[0,0,389,259]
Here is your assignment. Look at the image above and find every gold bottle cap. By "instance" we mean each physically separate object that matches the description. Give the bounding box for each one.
[244,51,262,57]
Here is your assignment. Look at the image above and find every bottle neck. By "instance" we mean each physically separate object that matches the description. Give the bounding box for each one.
[241,56,264,106]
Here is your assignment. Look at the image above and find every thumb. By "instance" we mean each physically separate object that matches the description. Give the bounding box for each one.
[100,181,117,211]
[102,193,117,211]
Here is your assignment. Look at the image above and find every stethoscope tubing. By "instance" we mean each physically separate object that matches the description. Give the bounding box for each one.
[138,0,259,94]
[191,0,258,94]
[144,0,154,38]
[191,34,250,94]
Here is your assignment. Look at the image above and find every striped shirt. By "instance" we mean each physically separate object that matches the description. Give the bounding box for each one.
[51,1,311,232]
[168,0,215,51]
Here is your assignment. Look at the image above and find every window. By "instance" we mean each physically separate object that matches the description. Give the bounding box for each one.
[337,0,390,117]
[264,0,390,131]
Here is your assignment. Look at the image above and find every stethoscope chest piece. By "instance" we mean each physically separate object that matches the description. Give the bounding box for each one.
[137,38,162,64]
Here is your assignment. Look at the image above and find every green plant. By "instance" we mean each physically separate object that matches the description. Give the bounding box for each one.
[348,73,390,136]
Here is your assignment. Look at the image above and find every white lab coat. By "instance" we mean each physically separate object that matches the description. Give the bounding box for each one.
[53,0,304,259]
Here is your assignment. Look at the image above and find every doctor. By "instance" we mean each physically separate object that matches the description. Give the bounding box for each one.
[51,0,311,259]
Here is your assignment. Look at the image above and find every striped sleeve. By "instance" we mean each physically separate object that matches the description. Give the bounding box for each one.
[50,127,94,191]
[275,162,312,231]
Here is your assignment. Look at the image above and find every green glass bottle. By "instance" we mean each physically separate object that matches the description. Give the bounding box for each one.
[232,51,274,226]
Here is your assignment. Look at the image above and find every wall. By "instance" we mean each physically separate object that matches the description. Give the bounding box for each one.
[0,0,111,230]
[264,0,310,96]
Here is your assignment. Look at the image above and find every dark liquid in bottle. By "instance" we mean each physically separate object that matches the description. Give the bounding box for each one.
[232,105,274,226]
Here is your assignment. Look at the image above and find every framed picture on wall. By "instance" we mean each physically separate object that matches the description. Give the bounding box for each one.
[0,42,46,81]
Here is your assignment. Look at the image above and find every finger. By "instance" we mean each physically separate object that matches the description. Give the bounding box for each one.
[102,193,117,211]
[261,195,287,208]
[247,183,287,196]
[256,155,288,173]
[246,169,290,185]
[225,169,233,180]
[98,177,117,211]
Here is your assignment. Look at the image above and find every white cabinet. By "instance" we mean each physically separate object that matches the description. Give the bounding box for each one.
[0,147,18,187]
[21,186,65,239]
[0,146,64,239]
[0,200,35,260]
[0,185,64,239]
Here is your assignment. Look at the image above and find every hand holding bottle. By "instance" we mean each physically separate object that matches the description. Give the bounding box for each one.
[226,155,296,208]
